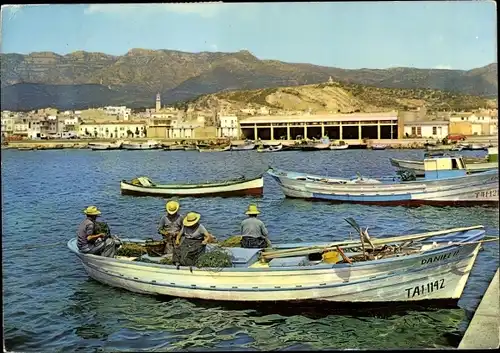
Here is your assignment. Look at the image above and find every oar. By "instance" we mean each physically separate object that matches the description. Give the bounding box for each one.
[261,225,484,260]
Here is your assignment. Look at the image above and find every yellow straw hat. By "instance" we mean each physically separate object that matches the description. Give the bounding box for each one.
[245,204,260,215]
[183,212,201,227]
[165,200,180,215]
[83,206,101,216]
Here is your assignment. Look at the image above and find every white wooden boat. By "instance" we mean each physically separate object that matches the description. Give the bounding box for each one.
[122,140,161,150]
[231,143,256,151]
[371,144,388,150]
[197,145,231,152]
[257,144,283,153]
[120,174,264,197]
[301,143,331,151]
[90,140,124,151]
[268,156,498,206]
[329,141,349,150]
[390,152,498,177]
[466,143,488,151]
[163,145,185,151]
[67,226,486,303]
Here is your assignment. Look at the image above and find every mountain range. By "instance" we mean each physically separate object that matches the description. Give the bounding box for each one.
[0,49,497,111]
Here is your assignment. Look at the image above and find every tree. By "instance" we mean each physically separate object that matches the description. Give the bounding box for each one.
[135,127,140,137]
[127,129,133,138]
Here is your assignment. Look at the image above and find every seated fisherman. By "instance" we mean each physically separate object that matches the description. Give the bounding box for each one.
[158,200,184,254]
[77,206,120,258]
[240,204,271,249]
[173,212,216,266]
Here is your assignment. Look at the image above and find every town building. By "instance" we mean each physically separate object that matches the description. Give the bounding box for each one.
[403,121,449,139]
[104,106,132,120]
[239,112,400,141]
[13,118,29,136]
[168,119,203,139]
[1,116,15,135]
[449,113,496,136]
[27,118,42,139]
[218,115,240,138]
[78,121,147,138]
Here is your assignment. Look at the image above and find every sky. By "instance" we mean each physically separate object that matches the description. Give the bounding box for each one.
[0,2,497,70]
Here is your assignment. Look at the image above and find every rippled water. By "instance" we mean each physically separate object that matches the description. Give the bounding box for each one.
[2,148,498,351]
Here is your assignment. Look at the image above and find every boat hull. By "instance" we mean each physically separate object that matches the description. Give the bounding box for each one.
[67,229,483,302]
[268,168,499,206]
[329,145,349,150]
[120,177,264,197]
[231,144,256,151]
[390,158,498,177]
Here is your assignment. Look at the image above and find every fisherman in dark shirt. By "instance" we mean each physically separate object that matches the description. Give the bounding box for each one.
[76,206,119,257]
[158,200,184,254]
[240,204,271,249]
[173,212,216,266]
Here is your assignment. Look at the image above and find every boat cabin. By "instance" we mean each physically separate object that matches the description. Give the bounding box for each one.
[423,156,467,180]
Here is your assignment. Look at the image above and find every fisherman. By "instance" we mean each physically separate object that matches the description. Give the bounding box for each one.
[77,206,120,257]
[158,200,184,254]
[240,204,271,248]
[173,212,216,266]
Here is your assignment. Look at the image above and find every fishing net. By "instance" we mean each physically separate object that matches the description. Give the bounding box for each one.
[196,248,233,268]
[94,222,111,236]
[218,235,242,247]
[116,243,147,257]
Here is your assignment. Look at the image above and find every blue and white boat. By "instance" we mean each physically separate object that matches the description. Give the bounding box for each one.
[68,225,486,303]
[268,155,498,206]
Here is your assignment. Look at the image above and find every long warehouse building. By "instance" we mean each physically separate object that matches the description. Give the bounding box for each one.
[239,112,402,140]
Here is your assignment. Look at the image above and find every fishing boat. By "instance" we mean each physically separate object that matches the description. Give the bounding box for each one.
[371,144,388,150]
[120,173,264,197]
[122,140,161,150]
[390,148,498,176]
[450,145,464,151]
[184,146,197,151]
[90,140,124,151]
[231,143,256,151]
[268,155,498,206]
[329,140,349,150]
[197,145,231,152]
[257,144,283,153]
[163,145,185,151]
[465,143,488,151]
[68,222,487,303]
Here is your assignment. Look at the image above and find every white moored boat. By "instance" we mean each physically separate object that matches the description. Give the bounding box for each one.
[329,140,349,150]
[122,140,161,150]
[120,174,264,197]
[68,225,486,303]
[89,140,124,151]
[268,155,498,206]
[257,144,283,153]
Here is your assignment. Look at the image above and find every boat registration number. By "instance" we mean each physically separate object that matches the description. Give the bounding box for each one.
[474,189,498,199]
[405,279,445,298]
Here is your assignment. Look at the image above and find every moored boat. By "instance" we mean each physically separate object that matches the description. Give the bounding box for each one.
[197,145,231,152]
[90,140,124,151]
[120,173,264,197]
[371,144,388,150]
[257,144,283,153]
[68,225,486,303]
[122,140,161,150]
[268,155,498,206]
[163,145,185,151]
[329,140,349,150]
[230,143,256,151]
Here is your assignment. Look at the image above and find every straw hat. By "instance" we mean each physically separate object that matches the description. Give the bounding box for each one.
[165,200,180,215]
[245,204,260,215]
[183,212,201,227]
[83,206,101,216]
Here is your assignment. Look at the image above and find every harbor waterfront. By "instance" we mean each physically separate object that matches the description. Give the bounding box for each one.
[2,148,498,351]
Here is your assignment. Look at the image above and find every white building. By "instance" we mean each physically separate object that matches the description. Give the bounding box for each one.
[1,117,14,135]
[104,106,132,120]
[403,121,449,139]
[218,115,240,138]
[79,121,147,138]
[28,119,42,139]
[168,120,202,139]
[13,118,29,136]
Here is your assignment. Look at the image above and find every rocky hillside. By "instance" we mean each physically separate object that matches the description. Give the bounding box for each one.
[181,81,497,114]
[0,49,497,111]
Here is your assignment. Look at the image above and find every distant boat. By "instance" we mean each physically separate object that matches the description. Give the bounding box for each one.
[450,145,464,151]
[329,140,349,150]
[257,144,283,153]
[371,144,388,150]
[231,143,256,151]
[197,145,231,152]
[90,140,124,151]
[184,146,197,151]
[163,145,185,151]
[122,140,161,150]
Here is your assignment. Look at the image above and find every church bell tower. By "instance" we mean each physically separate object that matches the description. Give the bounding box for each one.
[155,93,161,112]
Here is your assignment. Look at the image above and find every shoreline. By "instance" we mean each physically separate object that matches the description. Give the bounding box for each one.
[1,137,497,151]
